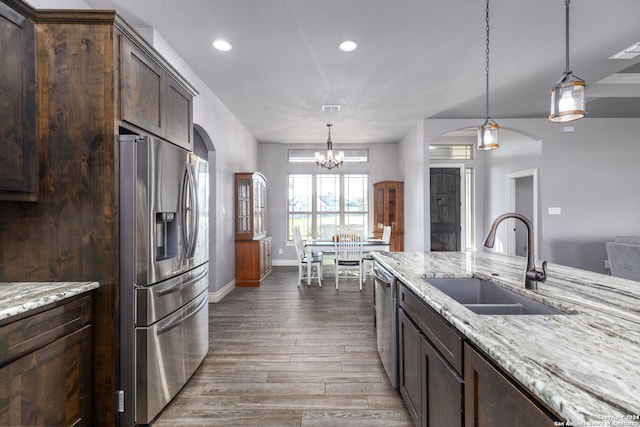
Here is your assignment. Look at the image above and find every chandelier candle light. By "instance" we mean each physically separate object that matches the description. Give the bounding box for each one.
[549,0,586,122]
[315,124,344,169]
[477,0,499,151]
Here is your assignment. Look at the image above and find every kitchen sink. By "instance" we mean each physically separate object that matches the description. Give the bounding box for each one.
[424,278,565,315]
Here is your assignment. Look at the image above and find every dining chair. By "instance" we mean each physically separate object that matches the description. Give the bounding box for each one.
[293,226,323,286]
[333,228,364,290]
[363,225,392,280]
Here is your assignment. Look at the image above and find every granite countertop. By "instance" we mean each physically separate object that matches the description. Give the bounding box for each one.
[0,281,100,322]
[372,251,640,426]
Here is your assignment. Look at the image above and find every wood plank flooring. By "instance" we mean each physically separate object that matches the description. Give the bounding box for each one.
[153,266,413,426]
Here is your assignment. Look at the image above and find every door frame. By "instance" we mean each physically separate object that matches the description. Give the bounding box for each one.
[506,168,538,259]
[430,164,466,251]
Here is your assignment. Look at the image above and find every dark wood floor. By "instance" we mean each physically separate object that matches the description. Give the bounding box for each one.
[153,266,413,426]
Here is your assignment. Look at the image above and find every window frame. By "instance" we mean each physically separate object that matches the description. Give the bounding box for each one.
[287,173,369,241]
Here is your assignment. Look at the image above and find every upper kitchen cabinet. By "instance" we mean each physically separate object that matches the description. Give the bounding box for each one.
[0,1,37,201]
[120,35,195,150]
[373,181,404,251]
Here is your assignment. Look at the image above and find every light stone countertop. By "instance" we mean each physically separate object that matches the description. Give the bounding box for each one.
[372,251,640,426]
[0,281,100,322]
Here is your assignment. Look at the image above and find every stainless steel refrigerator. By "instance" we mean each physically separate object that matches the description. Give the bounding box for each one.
[118,134,209,426]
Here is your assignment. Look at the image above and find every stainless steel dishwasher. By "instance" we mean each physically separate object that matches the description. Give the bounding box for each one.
[373,260,398,388]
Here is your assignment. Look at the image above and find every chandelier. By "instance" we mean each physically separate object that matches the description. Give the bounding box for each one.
[477,0,499,151]
[549,0,586,123]
[315,124,344,169]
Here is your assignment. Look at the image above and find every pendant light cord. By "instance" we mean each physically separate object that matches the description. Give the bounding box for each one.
[485,0,490,119]
[565,0,571,74]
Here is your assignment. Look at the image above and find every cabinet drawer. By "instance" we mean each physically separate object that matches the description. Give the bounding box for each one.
[0,295,92,367]
[399,284,464,375]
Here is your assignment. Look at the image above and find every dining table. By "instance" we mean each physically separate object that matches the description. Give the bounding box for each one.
[302,238,390,285]
[303,237,390,254]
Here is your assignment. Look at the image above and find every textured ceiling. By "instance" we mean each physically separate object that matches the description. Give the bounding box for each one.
[36,0,640,144]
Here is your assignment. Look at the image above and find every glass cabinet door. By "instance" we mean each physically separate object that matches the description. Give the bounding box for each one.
[388,187,396,229]
[237,178,251,235]
[376,188,385,229]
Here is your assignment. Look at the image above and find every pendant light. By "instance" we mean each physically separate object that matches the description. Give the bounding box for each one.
[549,0,586,122]
[315,124,344,169]
[477,0,499,151]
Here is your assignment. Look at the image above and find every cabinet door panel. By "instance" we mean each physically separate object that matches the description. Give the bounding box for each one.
[0,4,37,198]
[165,76,192,150]
[0,326,92,427]
[423,338,464,427]
[464,343,559,427]
[399,310,422,426]
[120,37,164,136]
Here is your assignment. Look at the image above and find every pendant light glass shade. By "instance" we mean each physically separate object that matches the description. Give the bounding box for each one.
[549,0,586,123]
[477,0,499,151]
[549,72,586,122]
[315,124,344,169]
[477,119,499,151]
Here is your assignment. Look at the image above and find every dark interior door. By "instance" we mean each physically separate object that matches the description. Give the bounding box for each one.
[430,168,461,251]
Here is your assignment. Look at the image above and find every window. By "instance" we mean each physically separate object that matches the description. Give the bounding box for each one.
[288,173,368,240]
[287,148,369,163]
[429,144,474,160]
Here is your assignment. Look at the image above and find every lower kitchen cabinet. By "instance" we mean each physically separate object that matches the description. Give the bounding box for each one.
[399,310,423,425]
[464,342,561,427]
[398,283,561,427]
[399,310,464,427]
[399,284,464,427]
[0,294,93,426]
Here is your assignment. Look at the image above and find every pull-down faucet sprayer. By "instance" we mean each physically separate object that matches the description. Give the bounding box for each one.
[483,213,547,290]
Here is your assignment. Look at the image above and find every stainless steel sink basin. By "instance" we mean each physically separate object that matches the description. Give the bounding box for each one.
[424,278,565,315]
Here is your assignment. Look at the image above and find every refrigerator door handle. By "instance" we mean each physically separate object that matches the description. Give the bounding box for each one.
[187,163,199,258]
[156,268,208,297]
[180,163,199,259]
[156,292,208,336]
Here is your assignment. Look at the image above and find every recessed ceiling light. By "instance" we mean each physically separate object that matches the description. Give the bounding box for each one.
[339,40,357,52]
[213,39,232,52]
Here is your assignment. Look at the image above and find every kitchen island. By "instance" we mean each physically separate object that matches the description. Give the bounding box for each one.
[372,251,640,426]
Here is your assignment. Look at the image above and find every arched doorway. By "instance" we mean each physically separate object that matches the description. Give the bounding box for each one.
[193,124,216,294]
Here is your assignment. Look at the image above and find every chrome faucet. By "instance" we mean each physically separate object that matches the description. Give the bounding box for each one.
[483,213,547,290]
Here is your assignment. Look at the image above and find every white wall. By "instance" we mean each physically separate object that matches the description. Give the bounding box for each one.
[416,118,640,273]
[258,142,399,263]
[397,120,426,252]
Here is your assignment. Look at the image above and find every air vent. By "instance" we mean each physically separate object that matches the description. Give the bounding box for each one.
[609,42,640,59]
[321,104,341,112]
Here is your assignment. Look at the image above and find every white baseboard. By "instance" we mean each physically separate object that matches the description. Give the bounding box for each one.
[273,259,297,267]
[208,279,235,303]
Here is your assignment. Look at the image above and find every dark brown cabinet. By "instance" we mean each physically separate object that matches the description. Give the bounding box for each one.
[373,181,404,251]
[120,37,194,151]
[397,282,563,427]
[399,283,464,427]
[0,1,37,201]
[235,172,272,286]
[464,343,561,427]
[0,294,93,426]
